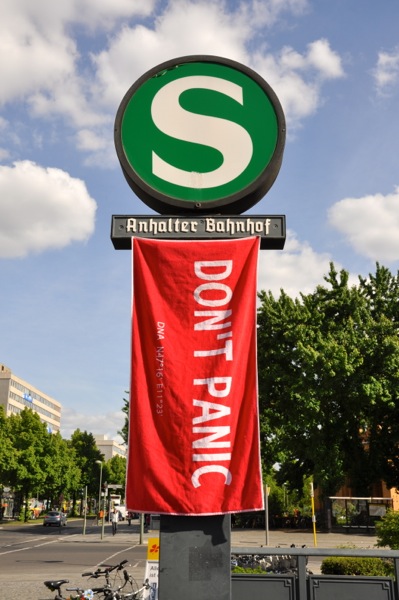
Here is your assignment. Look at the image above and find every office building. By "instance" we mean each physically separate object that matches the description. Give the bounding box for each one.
[94,434,126,461]
[0,364,62,433]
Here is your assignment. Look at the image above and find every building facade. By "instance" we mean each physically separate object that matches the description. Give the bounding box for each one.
[0,364,62,433]
[94,434,126,461]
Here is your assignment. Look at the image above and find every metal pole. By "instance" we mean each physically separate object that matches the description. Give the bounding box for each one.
[310,481,317,547]
[265,484,269,546]
[83,486,87,535]
[95,461,103,537]
[139,513,144,545]
[101,484,107,540]
[96,462,103,516]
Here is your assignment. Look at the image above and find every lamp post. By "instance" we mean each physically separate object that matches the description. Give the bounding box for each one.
[264,484,269,546]
[310,481,318,547]
[95,460,103,533]
[83,485,88,536]
[101,482,107,540]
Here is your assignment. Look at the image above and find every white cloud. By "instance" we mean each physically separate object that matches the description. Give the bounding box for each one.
[257,230,342,297]
[306,39,344,79]
[239,0,309,28]
[28,77,109,129]
[1,0,155,36]
[252,39,344,128]
[70,0,156,29]
[60,406,125,443]
[92,1,250,108]
[91,0,344,142]
[0,0,154,125]
[373,47,399,96]
[0,0,344,161]
[328,187,399,262]
[76,128,109,151]
[0,10,77,106]
[0,161,97,258]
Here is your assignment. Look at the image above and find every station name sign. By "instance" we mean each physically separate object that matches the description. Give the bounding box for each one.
[111,214,285,250]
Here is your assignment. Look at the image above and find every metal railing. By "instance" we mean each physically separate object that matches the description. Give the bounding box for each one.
[231,546,399,600]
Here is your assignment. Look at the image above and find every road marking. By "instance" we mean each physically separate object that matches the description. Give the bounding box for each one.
[0,535,47,549]
[0,546,32,556]
[0,532,79,555]
[93,545,141,569]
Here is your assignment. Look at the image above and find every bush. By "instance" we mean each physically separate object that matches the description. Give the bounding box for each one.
[232,566,268,575]
[321,556,393,578]
[376,510,399,550]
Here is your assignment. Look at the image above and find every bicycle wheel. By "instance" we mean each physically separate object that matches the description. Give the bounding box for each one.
[120,573,141,597]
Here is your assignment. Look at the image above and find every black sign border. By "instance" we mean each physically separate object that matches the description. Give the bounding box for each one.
[114,55,286,216]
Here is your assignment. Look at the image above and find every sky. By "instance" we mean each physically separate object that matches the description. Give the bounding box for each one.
[1,0,398,443]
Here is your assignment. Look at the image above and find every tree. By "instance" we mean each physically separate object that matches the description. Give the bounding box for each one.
[0,405,18,486]
[6,409,50,520]
[42,432,81,509]
[118,396,129,445]
[68,430,104,514]
[356,265,399,490]
[257,263,399,502]
[106,455,126,487]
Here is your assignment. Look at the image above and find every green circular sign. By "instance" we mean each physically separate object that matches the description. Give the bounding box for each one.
[115,55,285,215]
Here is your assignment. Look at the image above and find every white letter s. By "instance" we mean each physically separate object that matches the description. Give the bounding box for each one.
[151,76,253,189]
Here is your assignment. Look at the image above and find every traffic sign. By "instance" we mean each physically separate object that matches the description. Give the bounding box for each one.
[114,55,285,215]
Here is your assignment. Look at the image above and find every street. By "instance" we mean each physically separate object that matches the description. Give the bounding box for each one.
[0,518,379,599]
[0,518,148,600]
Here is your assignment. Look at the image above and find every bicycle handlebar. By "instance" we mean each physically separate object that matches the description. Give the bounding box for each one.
[82,559,129,579]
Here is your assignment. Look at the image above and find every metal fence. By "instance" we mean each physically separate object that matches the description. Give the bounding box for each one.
[231,546,399,600]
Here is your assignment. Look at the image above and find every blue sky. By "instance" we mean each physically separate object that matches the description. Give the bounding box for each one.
[1,0,398,441]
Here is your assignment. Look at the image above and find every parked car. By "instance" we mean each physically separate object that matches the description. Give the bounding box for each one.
[43,511,67,527]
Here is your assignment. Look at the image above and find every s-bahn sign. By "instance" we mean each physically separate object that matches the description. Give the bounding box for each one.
[114,55,286,215]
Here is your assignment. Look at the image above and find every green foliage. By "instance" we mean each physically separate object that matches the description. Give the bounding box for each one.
[6,409,49,491]
[232,566,268,575]
[106,454,126,487]
[68,429,104,496]
[376,510,399,550]
[43,432,81,504]
[321,556,393,577]
[2,409,53,520]
[0,409,109,519]
[118,397,129,445]
[0,405,18,480]
[263,472,312,518]
[257,262,399,498]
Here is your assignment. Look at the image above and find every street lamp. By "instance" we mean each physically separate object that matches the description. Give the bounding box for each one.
[95,460,103,523]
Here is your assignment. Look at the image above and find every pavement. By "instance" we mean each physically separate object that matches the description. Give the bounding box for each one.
[55,522,378,551]
[231,526,378,549]
[51,522,381,574]
[82,523,379,548]
[0,522,380,599]
[66,522,379,578]
[106,523,379,579]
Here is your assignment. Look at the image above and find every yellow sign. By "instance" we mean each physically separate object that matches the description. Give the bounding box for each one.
[147,537,160,560]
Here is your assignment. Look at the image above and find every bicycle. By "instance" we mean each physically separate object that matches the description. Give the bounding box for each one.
[82,559,129,594]
[44,559,149,600]
[81,576,150,600]
[82,559,149,599]
[122,578,151,600]
[43,579,93,600]
[43,579,70,600]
